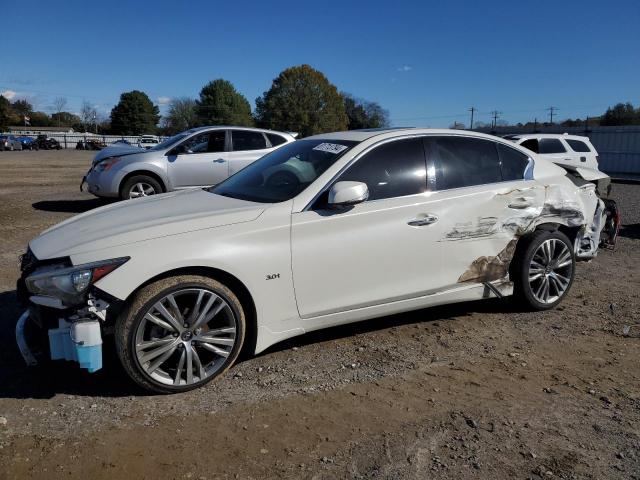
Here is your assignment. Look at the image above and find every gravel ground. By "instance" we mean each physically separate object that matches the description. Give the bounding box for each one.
[0,150,638,479]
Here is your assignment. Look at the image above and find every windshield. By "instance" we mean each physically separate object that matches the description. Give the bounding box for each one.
[151,133,188,151]
[210,139,359,203]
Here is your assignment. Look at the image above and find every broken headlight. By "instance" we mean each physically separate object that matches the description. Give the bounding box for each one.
[25,257,129,306]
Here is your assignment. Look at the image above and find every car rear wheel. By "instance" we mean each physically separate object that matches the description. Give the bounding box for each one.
[512,230,575,310]
[115,275,246,394]
[120,175,162,200]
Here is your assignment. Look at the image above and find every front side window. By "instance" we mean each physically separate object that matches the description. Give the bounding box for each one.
[179,130,225,154]
[231,130,267,151]
[211,139,358,203]
[426,136,502,190]
[538,138,566,154]
[497,143,532,181]
[336,138,426,201]
[566,139,591,153]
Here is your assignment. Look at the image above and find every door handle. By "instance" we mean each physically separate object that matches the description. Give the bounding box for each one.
[580,156,587,162]
[407,214,438,226]
[213,158,226,163]
[508,197,535,209]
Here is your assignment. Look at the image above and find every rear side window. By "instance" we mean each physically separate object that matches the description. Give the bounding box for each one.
[426,136,502,190]
[520,139,539,153]
[497,143,531,181]
[338,138,426,201]
[566,139,591,152]
[232,130,267,151]
[538,138,566,154]
[267,133,287,147]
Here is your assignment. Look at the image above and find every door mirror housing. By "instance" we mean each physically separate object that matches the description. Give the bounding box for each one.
[327,181,369,208]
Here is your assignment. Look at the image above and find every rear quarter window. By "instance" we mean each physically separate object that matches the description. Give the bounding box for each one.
[267,133,288,147]
[566,139,591,153]
[497,143,532,181]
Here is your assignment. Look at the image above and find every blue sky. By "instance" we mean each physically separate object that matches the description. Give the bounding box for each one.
[1,0,638,127]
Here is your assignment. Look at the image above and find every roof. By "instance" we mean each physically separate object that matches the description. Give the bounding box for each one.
[305,128,507,142]
[183,126,295,137]
[509,133,590,141]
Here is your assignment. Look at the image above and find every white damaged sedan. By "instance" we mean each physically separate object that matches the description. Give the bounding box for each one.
[16,129,620,393]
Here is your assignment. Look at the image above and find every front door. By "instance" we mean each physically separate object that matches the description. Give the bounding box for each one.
[291,137,446,318]
[168,130,228,188]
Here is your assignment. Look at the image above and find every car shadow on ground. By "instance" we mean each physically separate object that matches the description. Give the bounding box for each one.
[619,223,640,240]
[32,198,113,213]
[259,297,513,356]
[0,287,515,400]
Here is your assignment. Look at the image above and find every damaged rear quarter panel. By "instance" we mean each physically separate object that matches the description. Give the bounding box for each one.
[431,176,596,286]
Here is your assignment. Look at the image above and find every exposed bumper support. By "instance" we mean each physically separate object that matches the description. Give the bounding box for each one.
[16,311,38,366]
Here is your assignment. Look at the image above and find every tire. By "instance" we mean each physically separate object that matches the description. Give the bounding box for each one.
[115,275,246,394]
[511,229,575,310]
[120,175,163,200]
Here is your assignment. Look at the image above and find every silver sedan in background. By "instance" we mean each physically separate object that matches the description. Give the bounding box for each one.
[83,126,296,200]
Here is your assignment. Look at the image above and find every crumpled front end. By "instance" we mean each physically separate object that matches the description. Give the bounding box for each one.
[15,248,124,373]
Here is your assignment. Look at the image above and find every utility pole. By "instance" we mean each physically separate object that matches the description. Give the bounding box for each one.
[490,110,501,129]
[469,107,476,130]
[547,106,557,124]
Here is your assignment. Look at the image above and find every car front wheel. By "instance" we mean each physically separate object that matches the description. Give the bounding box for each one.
[120,175,162,200]
[512,230,575,310]
[115,275,246,394]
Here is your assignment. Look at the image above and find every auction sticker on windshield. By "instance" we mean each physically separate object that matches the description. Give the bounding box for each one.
[312,143,349,154]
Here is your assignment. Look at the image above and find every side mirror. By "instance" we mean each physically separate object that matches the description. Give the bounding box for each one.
[327,181,369,208]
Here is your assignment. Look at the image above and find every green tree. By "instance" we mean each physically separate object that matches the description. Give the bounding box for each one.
[255,65,348,137]
[164,97,199,133]
[600,102,639,126]
[196,79,253,126]
[11,99,33,120]
[0,95,15,130]
[110,90,160,134]
[51,111,81,127]
[342,93,390,130]
[29,111,51,126]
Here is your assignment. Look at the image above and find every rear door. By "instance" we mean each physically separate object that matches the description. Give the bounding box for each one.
[421,136,540,288]
[167,129,229,188]
[227,130,275,176]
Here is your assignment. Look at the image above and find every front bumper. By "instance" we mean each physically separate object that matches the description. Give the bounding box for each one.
[83,168,119,198]
[16,308,103,373]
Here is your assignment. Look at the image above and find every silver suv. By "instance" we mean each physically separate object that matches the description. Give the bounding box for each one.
[83,126,296,200]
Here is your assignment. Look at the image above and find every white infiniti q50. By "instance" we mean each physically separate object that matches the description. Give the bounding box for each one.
[16,128,619,393]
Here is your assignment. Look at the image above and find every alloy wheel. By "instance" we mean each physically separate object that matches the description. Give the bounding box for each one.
[134,288,237,386]
[129,182,156,199]
[528,238,573,304]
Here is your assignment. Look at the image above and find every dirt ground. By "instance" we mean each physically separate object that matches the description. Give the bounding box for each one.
[0,150,638,479]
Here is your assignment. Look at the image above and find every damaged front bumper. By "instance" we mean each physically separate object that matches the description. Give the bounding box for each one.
[15,298,106,373]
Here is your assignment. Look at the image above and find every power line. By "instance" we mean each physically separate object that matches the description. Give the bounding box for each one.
[547,106,557,124]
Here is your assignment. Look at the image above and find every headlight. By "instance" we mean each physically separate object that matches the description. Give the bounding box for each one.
[25,257,129,306]
[94,157,121,172]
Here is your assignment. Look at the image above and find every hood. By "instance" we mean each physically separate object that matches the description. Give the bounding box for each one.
[93,144,146,164]
[30,189,265,259]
